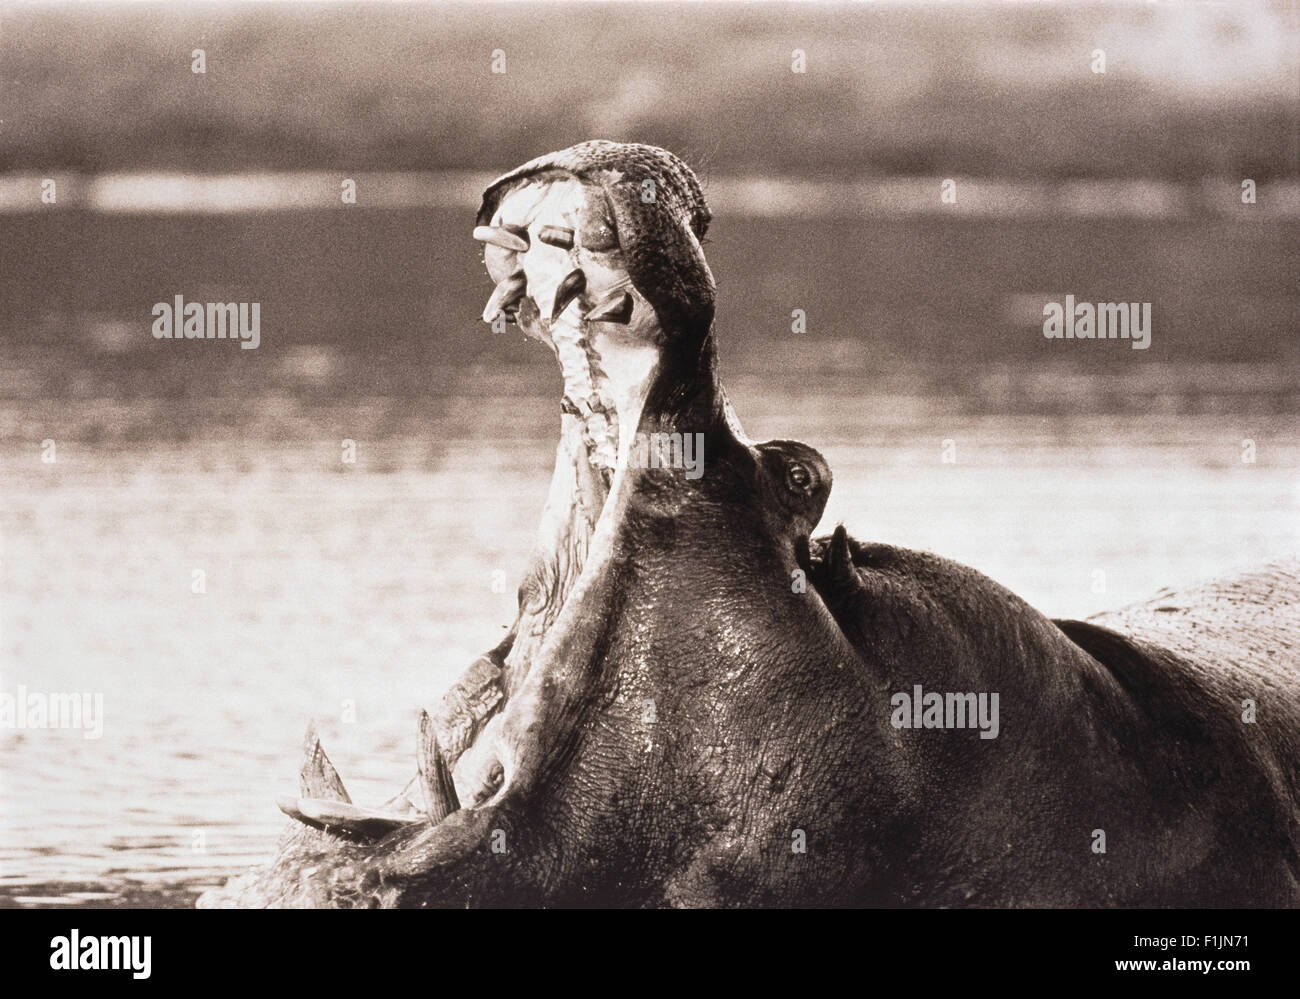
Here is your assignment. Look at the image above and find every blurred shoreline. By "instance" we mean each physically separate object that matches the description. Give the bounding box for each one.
[4,2,1295,180]
[2,171,1298,218]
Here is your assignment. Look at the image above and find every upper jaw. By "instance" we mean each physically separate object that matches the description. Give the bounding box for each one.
[475,139,721,493]
[479,175,671,481]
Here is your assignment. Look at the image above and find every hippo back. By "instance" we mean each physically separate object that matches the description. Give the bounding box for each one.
[1057,560,1300,808]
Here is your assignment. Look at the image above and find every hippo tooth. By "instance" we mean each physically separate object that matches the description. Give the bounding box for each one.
[538,225,575,249]
[483,270,527,323]
[583,291,633,325]
[280,797,421,836]
[418,710,462,822]
[299,721,351,803]
[473,224,530,253]
[552,269,587,321]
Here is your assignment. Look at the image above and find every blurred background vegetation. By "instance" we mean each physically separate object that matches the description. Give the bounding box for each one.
[2,0,1296,178]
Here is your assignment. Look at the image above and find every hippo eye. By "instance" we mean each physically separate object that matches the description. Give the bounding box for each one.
[786,461,814,493]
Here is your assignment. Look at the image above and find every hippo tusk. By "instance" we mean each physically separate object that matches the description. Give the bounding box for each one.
[473,224,530,252]
[551,268,586,321]
[298,721,351,802]
[277,796,421,838]
[280,723,421,837]
[280,643,505,838]
[417,710,461,822]
[583,290,633,325]
[482,270,528,323]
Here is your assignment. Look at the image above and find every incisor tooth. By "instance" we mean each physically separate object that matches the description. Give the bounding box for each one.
[472,224,530,252]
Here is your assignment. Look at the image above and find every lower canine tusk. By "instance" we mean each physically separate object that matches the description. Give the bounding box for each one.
[418,710,462,822]
[278,796,421,836]
[299,721,351,803]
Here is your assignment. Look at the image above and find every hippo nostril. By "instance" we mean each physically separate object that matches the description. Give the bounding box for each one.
[579,209,618,251]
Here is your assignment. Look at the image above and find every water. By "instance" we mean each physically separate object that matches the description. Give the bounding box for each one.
[0,210,1295,906]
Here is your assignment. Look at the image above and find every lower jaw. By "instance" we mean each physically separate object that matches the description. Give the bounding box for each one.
[405,342,734,893]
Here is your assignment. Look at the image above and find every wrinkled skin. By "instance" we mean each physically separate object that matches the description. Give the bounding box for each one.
[200,142,1300,908]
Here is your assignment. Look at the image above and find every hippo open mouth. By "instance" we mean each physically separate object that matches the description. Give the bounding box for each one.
[428,142,732,816]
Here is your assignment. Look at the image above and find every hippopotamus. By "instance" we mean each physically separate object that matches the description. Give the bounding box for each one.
[199,141,1300,908]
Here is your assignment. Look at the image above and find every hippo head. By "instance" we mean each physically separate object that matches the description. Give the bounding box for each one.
[202,142,1197,909]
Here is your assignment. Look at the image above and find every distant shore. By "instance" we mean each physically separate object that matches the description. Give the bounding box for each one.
[2,171,1297,218]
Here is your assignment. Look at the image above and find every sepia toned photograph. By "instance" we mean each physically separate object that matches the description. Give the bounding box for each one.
[0,0,1296,938]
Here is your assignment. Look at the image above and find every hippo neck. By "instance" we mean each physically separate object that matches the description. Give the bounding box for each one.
[637,324,725,434]
[627,326,764,517]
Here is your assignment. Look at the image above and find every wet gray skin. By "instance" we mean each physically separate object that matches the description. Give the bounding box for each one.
[200,143,1300,908]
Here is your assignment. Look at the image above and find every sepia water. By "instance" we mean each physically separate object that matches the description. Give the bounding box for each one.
[1,209,1296,906]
